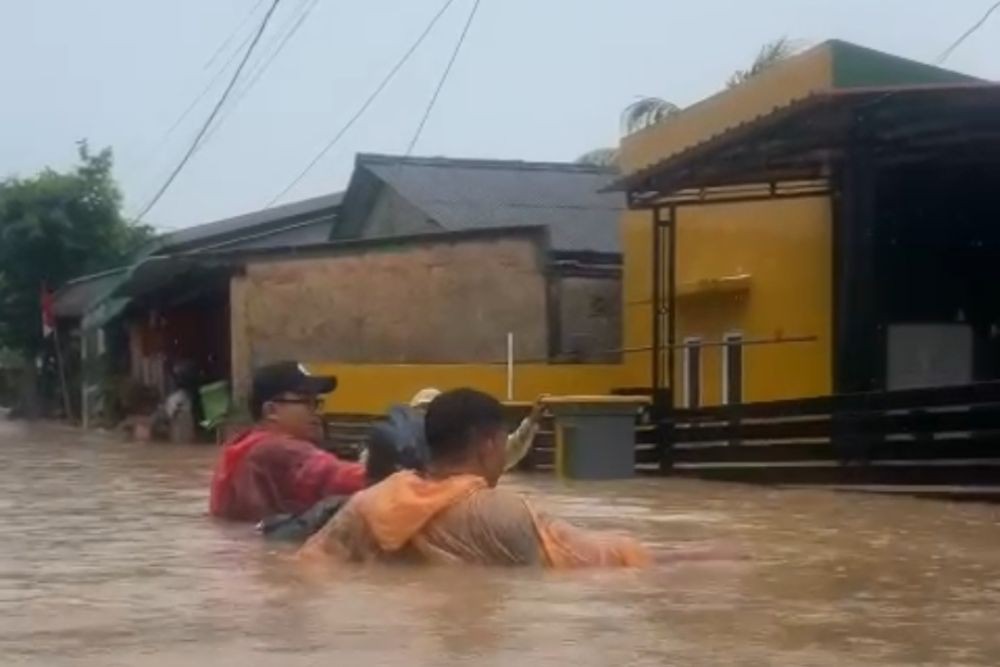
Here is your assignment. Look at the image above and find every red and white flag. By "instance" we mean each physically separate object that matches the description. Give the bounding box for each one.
[40,283,55,338]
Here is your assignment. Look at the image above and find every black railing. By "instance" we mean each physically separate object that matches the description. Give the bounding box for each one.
[660,381,1000,493]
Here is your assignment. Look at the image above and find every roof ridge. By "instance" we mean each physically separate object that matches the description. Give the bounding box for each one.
[358,152,616,174]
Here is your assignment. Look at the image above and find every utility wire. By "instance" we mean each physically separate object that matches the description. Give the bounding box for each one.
[936,0,1000,64]
[203,0,267,70]
[405,0,483,156]
[147,30,256,161]
[199,0,319,149]
[267,0,459,206]
[135,0,283,223]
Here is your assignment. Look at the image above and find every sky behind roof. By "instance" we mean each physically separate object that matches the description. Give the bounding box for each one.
[1,0,997,230]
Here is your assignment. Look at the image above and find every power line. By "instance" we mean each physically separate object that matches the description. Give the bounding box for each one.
[135,0,283,223]
[267,0,459,206]
[936,1,1000,64]
[146,30,256,161]
[198,0,319,150]
[203,0,267,71]
[406,0,483,156]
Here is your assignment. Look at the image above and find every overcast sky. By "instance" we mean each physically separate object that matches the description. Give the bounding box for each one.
[1,0,997,230]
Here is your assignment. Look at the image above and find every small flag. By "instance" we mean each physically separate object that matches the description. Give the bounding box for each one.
[41,283,55,338]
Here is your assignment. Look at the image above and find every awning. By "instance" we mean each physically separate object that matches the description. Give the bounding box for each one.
[81,296,130,332]
[618,83,1000,206]
[52,268,128,318]
[110,254,239,301]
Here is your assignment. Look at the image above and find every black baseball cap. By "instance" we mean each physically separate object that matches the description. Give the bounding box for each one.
[250,361,338,418]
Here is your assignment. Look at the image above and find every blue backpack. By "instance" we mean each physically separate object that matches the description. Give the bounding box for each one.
[367,405,429,479]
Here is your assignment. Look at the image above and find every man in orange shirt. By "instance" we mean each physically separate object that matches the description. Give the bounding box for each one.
[299,388,650,568]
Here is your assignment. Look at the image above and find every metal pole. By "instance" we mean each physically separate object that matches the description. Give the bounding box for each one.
[81,331,89,429]
[52,326,73,422]
[506,332,514,400]
[666,203,678,409]
[651,208,663,397]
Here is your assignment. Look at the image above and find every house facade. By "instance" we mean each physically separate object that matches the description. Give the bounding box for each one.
[616,40,998,409]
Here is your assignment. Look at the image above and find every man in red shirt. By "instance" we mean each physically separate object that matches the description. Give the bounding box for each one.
[209,361,366,522]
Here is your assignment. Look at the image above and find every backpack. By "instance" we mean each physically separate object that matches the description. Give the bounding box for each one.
[366,405,429,482]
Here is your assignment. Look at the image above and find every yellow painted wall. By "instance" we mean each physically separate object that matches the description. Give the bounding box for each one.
[620,209,655,389]
[676,197,832,404]
[620,198,833,405]
[308,362,624,415]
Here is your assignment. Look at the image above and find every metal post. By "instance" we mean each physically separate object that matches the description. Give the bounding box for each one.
[506,332,514,400]
[81,331,88,430]
[52,326,73,422]
[666,204,678,409]
[651,208,663,397]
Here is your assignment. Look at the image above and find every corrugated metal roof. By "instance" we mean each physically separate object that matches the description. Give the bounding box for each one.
[52,268,128,318]
[154,191,343,254]
[357,154,622,253]
[186,216,336,253]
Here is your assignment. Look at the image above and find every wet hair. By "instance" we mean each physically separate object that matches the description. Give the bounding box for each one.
[424,388,505,463]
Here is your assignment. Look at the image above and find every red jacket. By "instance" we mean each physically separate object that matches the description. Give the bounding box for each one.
[209,427,366,522]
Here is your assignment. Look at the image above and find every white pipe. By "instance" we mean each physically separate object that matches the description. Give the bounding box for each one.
[506,332,514,400]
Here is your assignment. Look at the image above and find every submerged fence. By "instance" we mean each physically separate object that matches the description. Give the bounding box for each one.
[324,381,1000,498]
[659,381,1000,497]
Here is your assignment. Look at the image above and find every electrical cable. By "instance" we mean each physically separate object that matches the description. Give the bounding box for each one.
[266,0,459,206]
[936,1,1000,64]
[135,0,283,223]
[405,0,483,156]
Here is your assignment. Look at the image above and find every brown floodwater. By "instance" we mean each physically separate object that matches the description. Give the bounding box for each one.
[2,419,999,666]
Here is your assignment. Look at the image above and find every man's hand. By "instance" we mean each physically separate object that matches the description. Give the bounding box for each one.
[528,394,550,424]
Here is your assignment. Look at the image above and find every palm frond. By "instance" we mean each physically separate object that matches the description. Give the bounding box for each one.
[575,147,620,167]
[726,37,800,89]
[620,97,681,136]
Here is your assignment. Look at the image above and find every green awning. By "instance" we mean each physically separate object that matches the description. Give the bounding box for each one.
[82,296,130,331]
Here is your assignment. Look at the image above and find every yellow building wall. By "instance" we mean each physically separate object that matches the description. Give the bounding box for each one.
[620,209,655,389]
[308,362,624,415]
[621,198,833,405]
[677,197,833,404]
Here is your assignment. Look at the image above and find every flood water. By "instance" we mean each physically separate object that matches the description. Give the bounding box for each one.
[2,419,999,666]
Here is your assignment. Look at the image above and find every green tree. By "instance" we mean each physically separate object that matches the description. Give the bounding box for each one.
[0,142,152,355]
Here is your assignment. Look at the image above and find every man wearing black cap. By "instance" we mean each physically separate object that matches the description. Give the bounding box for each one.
[209,361,366,522]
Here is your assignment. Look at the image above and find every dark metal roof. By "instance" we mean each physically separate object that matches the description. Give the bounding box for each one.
[619,83,1000,204]
[57,194,344,320]
[52,268,128,318]
[153,191,344,254]
[185,215,336,252]
[349,154,622,253]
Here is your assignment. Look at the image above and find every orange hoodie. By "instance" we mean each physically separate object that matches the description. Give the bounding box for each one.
[354,471,486,552]
[299,471,650,568]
